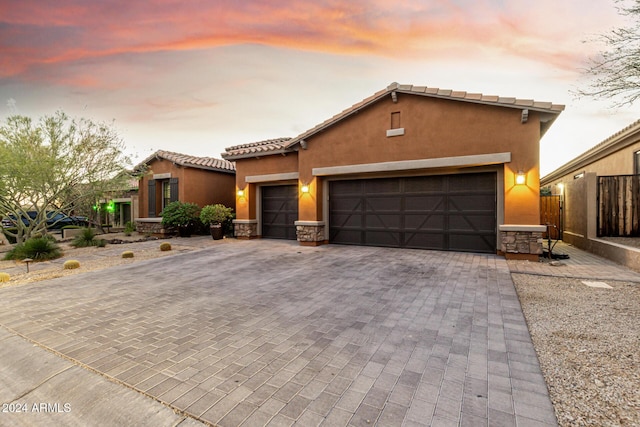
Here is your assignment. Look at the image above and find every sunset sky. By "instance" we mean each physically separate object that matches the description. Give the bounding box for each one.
[1,0,637,175]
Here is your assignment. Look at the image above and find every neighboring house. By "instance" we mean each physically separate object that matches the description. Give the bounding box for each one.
[95,179,140,229]
[541,119,640,267]
[223,82,564,260]
[135,150,236,233]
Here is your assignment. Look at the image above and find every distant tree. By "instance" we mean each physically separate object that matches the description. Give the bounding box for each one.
[577,1,640,106]
[0,111,134,243]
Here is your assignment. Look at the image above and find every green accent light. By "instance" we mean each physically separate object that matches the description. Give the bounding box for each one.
[106,201,115,213]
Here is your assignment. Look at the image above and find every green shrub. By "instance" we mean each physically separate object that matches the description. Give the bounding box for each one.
[159,242,171,251]
[0,272,10,283]
[121,251,134,258]
[63,260,80,270]
[71,228,105,248]
[4,236,63,261]
[124,221,135,236]
[161,201,200,228]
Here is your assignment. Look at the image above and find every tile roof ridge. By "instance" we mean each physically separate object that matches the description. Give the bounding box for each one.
[225,137,292,152]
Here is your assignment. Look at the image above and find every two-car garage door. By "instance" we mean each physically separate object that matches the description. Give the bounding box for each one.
[328,172,497,253]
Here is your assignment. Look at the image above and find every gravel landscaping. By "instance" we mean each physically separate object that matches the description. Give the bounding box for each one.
[513,273,640,427]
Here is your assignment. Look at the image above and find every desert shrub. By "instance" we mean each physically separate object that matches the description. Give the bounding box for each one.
[4,236,63,261]
[159,242,172,251]
[124,221,135,236]
[63,260,80,270]
[0,272,10,282]
[71,227,104,248]
[121,251,134,258]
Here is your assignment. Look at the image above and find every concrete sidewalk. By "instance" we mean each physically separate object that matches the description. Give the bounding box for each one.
[0,327,205,427]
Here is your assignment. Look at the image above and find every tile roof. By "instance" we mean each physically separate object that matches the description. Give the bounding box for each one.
[136,150,235,173]
[223,82,565,160]
[222,137,292,159]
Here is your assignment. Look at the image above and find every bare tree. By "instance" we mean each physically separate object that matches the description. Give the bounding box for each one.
[577,0,640,107]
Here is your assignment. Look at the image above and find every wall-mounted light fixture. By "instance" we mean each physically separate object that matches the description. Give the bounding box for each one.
[557,183,564,195]
[515,171,526,185]
[237,189,245,197]
[300,185,310,194]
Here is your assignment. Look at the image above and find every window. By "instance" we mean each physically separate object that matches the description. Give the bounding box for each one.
[162,180,171,209]
[391,112,401,129]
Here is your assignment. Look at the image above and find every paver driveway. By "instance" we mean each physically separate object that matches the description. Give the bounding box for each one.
[0,240,557,426]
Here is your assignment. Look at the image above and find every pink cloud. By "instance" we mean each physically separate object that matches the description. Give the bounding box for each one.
[0,0,622,86]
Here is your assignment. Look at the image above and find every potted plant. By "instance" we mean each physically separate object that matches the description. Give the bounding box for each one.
[200,204,233,240]
[161,201,200,237]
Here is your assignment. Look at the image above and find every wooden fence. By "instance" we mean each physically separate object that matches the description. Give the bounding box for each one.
[598,175,640,237]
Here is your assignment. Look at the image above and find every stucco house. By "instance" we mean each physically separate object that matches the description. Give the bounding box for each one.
[135,150,236,233]
[541,120,640,268]
[223,82,564,260]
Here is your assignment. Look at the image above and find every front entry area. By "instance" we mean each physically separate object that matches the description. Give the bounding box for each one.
[261,185,298,240]
[329,172,497,253]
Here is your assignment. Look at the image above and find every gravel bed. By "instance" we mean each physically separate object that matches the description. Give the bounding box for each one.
[513,273,640,427]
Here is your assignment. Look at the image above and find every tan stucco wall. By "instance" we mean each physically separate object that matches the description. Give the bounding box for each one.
[139,158,235,218]
[234,153,299,220]
[542,140,640,190]
[234,93,545,228]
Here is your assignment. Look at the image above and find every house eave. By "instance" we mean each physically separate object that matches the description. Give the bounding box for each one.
[222,149,291,161]
[541,119,640,185]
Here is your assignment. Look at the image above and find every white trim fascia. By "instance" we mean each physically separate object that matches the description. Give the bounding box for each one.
[312,152,511,176]
[245,172,299,183]
[499,225,546,232]
[152,173,171,180]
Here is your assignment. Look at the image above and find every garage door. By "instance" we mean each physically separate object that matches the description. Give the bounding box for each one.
[261,185,298,240]
[329,172,496,253]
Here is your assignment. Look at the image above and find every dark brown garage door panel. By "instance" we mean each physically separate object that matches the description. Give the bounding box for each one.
[329,173,497,253]
[262,185,298,240]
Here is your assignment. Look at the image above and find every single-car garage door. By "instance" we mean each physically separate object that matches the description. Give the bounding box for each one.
[262,185,298,240]
[329,172,496,253]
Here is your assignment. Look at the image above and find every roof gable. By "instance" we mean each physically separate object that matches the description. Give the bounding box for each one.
[223,82,564,161]
[136,150,235,173]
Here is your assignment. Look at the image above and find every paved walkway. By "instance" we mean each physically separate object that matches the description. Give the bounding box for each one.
[507,241,640,283]
[0,240,559,426]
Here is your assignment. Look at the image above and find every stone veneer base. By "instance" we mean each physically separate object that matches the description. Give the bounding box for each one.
[499,225,544,261]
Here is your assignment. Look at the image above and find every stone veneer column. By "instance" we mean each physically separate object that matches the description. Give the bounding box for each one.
[498,225,545,261]
[294,221,326,246]
[233,219,258,239]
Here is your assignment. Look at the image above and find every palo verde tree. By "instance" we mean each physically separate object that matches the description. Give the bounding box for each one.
[0,111,134,243]
[577,0,640,106]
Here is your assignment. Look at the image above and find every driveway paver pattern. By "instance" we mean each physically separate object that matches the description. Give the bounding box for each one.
[0,240,557,426]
